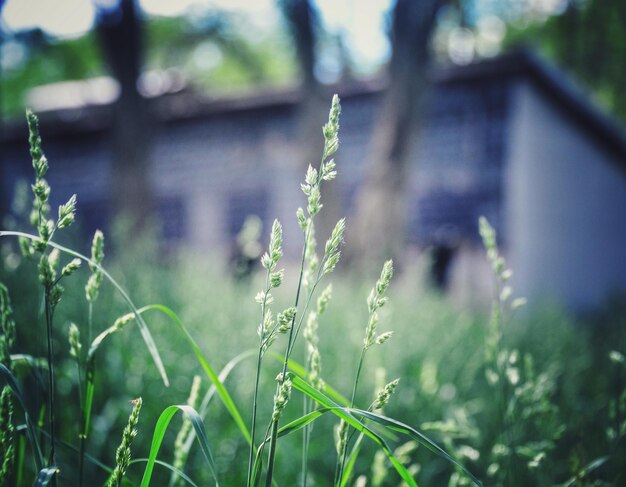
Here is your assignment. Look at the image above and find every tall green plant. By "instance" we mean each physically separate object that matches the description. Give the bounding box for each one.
[0,284,17,486]
[20,110,81,467]
[0,99,487,486]
[261,95,344,486]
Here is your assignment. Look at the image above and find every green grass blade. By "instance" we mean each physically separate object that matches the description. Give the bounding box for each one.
[268,352,350,406]
[184,349,256,456]
[287,374,417,487]
[33,466,59,486]
[197,349,256,417]
[36,425,139,486]
[351,409,482,487]
[0,231,169,386]
[251,442,265,487]
[561,456,610,487]
[277,408,332,437]
[140,405,218,487]
[83,367,95,439]
[274,407,364,486]
[16,434,26,487]
[130,459,199,487]
[137,304,251,444]
[339,433,364,487]
[9,354,47,370]
[0,363,44,470]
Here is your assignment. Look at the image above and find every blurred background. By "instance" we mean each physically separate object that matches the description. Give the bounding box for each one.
[1,0,626,308]
[1,1,626,485]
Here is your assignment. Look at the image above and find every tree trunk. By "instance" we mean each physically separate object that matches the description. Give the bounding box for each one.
[96,0,153,227]
[279,0,341,241]
[347,0,441,269]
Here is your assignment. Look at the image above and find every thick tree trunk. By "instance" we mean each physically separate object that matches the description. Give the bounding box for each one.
[96,0,153,227]
[347,0,441,268]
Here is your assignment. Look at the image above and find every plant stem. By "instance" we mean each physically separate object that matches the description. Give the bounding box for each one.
[335,347,366,485]
[264,224,311,486]
[88,302,93,345]
[301,380,310,487]
[74,355,85,487]
[246,346,265,487]
[264,420,279,487]
[44,289,56,465]
[247,271,272,487]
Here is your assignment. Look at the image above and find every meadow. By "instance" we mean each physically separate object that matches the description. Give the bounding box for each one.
[0,98,625,486]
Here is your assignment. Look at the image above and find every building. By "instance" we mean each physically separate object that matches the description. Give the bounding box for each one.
[2,49,626,309]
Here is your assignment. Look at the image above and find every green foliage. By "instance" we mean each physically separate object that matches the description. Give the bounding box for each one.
[1,32,104,118]
[1,14,297,119]
[107,397,142,487]
[506,0,626,124]
[0,98,625,487]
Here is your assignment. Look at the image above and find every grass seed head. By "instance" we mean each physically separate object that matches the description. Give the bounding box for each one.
[61,258,82,277]
[57,194,77,229]
[322,219,345,275]
[375,331,394,345]
[113,313,135,332]
[372,378,400,411]
[270,269,284,288]
[26,109,48,178]
[68,322,82,359]
[316,284,332,315]
[38,254,55,287]
[334,419,348,457]
[272,377,292,422]
[0,386,15,484]
[277,307,296,334]
[107,397,142,487]
[323,95,341,158]
[86,230,105,302]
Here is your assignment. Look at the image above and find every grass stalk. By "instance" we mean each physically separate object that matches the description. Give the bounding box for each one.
[72,344,85,487]
[264,227,310,486]
[265,95,342,485]
[301,389,311,487]
[43,291,56,466]
[246,335,266,486]
[335,347,366,485]
[247,221,285,486]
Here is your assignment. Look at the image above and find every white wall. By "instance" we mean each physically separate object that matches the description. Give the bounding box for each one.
[505,80,626,309]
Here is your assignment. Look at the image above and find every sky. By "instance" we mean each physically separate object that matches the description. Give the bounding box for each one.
[1,0,395,69]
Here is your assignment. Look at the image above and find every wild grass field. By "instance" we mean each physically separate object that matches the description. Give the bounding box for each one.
[0,98,625,486]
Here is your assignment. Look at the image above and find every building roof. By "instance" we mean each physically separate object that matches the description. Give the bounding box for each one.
[434,48,626,164]
[3,48,626,163]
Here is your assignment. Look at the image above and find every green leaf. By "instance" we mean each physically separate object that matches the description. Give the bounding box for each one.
[140,405,218,487]
[130,458,199,487]
[0,363,44,470]
[268,352,350,405]
[287,374,418,487]
[137,305,251,444]
[277,408,332,437]
[350,409,482,487]
[9,354,47,370]
[251,442,265,487]
[33,466,59,486]
[83,364,95,441]
[16,435,26,487]
[340,434,365,487]
[35,424,138,485]
[183,349,256,455]
[561,456,610,487]
[0,231,169,386]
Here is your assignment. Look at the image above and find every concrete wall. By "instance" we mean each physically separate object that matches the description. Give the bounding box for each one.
[505,80,626,309]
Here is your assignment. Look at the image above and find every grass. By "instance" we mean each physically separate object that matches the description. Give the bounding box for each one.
[0,97,625,486]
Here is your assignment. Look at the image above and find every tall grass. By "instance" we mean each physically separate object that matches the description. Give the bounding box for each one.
[0,97,624,486]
